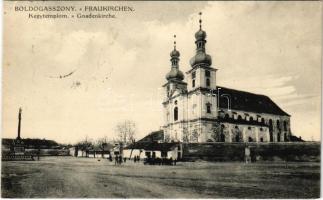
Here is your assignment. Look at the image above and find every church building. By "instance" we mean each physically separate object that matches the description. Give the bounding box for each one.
[162,14,291,143]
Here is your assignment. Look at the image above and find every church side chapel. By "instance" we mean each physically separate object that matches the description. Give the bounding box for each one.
[162,13,291,144]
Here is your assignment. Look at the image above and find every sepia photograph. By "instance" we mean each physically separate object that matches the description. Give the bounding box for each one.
[1,1,322,198]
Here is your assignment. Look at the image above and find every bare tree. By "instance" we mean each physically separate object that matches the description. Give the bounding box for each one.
[76,135,93,157]
[115,120,136,145]
[95,136,109,158]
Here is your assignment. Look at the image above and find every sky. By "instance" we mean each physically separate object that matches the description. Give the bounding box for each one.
[2,1,322,144]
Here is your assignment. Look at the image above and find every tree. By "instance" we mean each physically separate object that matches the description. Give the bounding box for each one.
[95,136,109,158]
[115,120,136,145]
[76,136,93,157]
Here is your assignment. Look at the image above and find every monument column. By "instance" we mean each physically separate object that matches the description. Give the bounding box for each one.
[17,108,22,140]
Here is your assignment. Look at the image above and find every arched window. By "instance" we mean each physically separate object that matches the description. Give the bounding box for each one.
[261,118,265,124]
[277,132,281,142]
[238,115,242,121]
[249,117,254,121]
[198,42,203,48]
[248,137,253,142]
[284,121,288,131]
[269,119,273,130]
[277,120,280,130]
[205,70,210,77]
[206,103,212,114]
[260,138,264,142]
[174,107,178,121]
[192,79,195,88]
[269,119,273,142]
[225,114,230,119]
[192,71,196,79]
[206,78,210,87]
[192,104,197,116]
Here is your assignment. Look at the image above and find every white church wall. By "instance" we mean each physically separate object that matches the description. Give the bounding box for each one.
[244,126,257,142]
[219,108,291,142]
[201,94,217,119]
[199,68,217,89]
[187,68,201,91]
[187,93,198,120]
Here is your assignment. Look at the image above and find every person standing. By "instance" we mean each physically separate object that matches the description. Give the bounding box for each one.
[115,155,118,165]
[245,146,251,163]
[37,147,40,161]
[119,155,122,165]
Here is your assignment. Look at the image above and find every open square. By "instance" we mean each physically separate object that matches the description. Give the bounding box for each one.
[1,157,320,198]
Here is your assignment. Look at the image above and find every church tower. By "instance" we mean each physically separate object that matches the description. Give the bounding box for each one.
[164,35,187,99]
[186,12,218,122]
[162,35,188,142]
[161,12,292,144]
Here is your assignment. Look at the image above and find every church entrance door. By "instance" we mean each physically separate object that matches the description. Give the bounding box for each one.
[220,133,225,142]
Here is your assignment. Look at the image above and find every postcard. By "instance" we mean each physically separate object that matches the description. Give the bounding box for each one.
[2,1,321,198]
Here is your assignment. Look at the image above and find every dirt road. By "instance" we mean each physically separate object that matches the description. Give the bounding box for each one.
[1,157,320,198]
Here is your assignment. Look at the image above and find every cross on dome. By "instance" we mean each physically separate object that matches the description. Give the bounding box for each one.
[190,12,212,67]
[170,34,180,58]
[199,12,202,30]
[166,34,184,81]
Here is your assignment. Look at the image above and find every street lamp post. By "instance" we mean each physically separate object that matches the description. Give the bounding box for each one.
[221,94,231,111]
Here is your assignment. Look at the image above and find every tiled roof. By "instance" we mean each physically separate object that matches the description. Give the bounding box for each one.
[137,130,164,143]
[217,86,290,116]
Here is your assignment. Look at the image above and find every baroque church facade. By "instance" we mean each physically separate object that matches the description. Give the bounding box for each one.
[162,15,291,143]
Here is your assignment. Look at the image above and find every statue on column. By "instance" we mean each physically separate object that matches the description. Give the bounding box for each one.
[12,107,25,155]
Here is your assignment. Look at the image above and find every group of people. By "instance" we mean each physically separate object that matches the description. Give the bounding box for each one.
[133,155,140,163]
[107,154,178,166]
[114,155,123,165]
[144,157,177,165]
[107,154,140,165]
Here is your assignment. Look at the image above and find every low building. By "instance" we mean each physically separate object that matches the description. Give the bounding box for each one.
[124,130,182,160]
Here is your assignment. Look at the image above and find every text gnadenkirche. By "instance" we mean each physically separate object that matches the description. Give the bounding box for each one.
[15,5,135,12]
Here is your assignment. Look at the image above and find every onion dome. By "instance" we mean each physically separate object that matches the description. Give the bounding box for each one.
[170,48,180,58]
[190,12,212,68]
[166,67,184,81]
[190,52,212,67]
[195,29,206,40]
[166,35,184,81]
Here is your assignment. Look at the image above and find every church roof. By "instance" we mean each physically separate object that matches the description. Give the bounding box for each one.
[217,86,290,116]
[136,130,164,143]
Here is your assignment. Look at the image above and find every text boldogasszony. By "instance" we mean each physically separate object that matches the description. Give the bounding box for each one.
[15,6,134,12]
